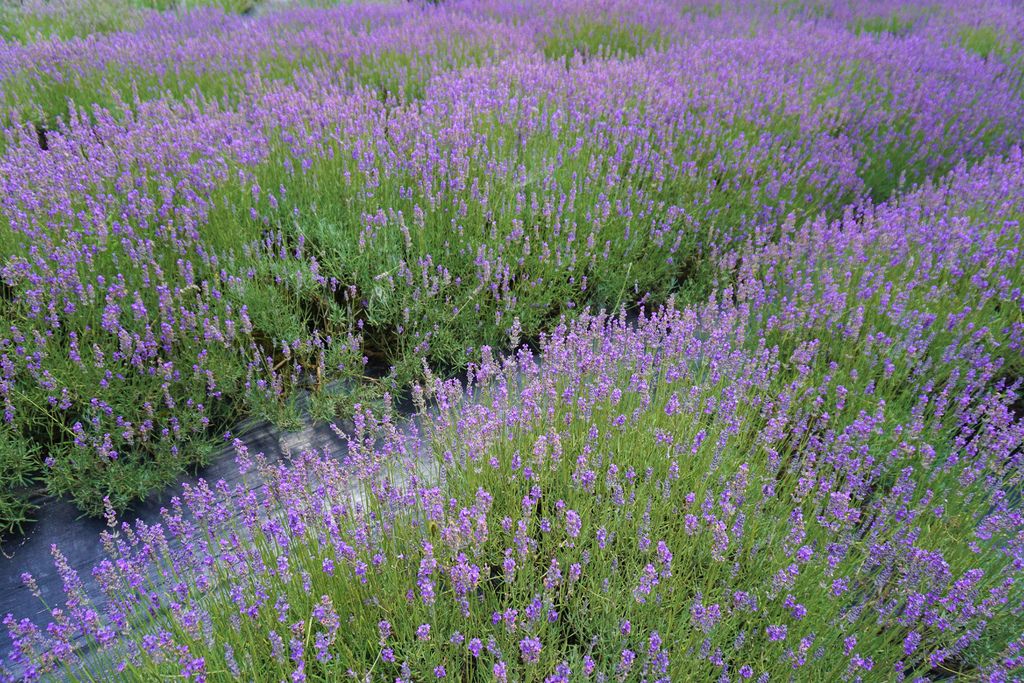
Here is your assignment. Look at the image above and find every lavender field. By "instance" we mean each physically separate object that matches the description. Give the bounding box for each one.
[1,0,1023,680]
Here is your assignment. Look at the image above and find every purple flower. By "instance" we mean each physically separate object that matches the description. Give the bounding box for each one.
[649,632,662,655]
[619,649,636,673]
[519,636,542,664]
[565,509,582,539]
[903,632,920,656]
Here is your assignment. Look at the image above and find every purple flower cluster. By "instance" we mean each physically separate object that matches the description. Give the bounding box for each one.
[2,0,1023,524]
[2,141,1022,680]
[0,0,1022,678]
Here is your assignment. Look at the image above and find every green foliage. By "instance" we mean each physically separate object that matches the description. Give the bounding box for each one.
[810,59,1010,203]
[350,37,501,102]
[957,25,1024,94]
[0,0,256,45]
[849,13,915,38]
[0,27,496,131]
[174,0,255,12]
[542,18,666,62]
[680,2,722,19]
[957,25,1016,61]
[0,1,144,42]
[771,0,830,20]
[0,427,37,537]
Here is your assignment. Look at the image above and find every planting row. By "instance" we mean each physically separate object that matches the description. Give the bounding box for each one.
[2,0,1023,131]
[2,1,1024,530]
[4,147,1022,681]
[0,0,268,44]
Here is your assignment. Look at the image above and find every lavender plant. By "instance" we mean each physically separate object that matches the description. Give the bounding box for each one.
[0,6,523,128]
[4,147,1023,680]
[2,0,1024,527]
[0,0,149,43]
[0,0,260,45]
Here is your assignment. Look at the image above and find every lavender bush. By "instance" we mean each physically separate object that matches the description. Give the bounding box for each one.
[3,0,1024,527]
[0,0,259,44]
[1,0,1024,678]
[4,148,1023,680]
